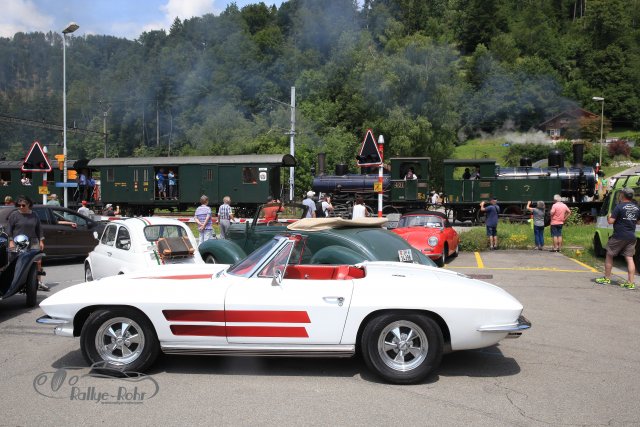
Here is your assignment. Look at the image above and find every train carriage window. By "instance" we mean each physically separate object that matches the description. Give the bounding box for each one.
[243,167,258,184]
[0,171,10,186]
[143,170,149,181]
[106,168,114,182]
[206,169,213,181]
[133,169,139,181]
[399,163,420,179]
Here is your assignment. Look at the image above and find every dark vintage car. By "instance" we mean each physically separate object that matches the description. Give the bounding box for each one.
[0,205,103,260]
[198,203,437,267]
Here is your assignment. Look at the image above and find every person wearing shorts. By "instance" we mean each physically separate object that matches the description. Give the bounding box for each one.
[549,194,570,252]
[480,197,500,250]
[596,188,639,289]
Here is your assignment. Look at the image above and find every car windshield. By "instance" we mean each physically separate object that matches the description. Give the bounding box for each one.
[143,225,188,241]
[227,237,285,277]
[398,215,444,229]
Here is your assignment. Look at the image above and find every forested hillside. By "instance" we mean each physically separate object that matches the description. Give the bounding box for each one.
[0,0,638,192]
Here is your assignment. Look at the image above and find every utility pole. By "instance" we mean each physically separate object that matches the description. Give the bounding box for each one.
[289,86,296,202]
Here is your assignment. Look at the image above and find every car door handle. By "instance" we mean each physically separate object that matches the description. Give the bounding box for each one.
[323,296,345,306]
[106,252,112,257]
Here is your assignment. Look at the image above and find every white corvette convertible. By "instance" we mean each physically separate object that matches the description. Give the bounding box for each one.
[38,234,530,384]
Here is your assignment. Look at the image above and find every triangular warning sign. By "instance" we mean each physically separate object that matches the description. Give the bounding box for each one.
[21,141,52,172]
[356,129,382,166]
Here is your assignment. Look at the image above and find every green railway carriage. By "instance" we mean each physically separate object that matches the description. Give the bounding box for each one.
[0,160,75,204]
[88,154,295,216]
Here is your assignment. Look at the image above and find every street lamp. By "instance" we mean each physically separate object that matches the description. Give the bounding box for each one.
[62,22,79,208]
[592,96,605,169]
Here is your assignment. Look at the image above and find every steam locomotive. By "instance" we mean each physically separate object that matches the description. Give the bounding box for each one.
[312,143,601,221]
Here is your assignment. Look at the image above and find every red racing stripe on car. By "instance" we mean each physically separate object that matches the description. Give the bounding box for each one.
[170,325,308,337]
[225,310,310,323]
[227,326,308,337]
[170,325,225,336]
[163,310,225,322]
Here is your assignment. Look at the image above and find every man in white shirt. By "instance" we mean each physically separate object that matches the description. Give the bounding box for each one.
[302,191,316,218]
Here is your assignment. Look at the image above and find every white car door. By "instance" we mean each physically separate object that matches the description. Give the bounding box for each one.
[90,224,117,279]
[224,241,353,345]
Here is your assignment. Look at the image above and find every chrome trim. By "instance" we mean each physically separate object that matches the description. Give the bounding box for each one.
[161,343,355,357]
[37,316,74,337]
[36,315,69,325]
[477,315,531,338]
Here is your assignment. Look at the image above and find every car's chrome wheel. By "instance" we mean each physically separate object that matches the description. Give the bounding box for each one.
[205,254,217,264]
[81,308,159,372]
[377,320,429,372]
[362,313,443,384]
[95,317,146,366]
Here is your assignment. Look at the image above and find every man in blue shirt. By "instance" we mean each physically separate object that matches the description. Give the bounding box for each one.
[480,197,500,250]
[596,188,639,289]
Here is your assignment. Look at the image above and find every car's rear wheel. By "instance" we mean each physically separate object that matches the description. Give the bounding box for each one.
[25,264,38,307]
[84,264,94,282]
[205,254,217,264]
[361,313,443,384]
[80,308,159,372]
[452,243,459,257]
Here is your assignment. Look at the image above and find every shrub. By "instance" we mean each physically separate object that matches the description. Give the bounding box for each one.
[630,146,640,160]
[608,139,631,157]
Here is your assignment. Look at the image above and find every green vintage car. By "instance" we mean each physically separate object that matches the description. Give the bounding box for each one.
[198,203,437,267]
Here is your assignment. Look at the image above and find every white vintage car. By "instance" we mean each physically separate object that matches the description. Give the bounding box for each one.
[39,234,530,384]
[84,217,203,281]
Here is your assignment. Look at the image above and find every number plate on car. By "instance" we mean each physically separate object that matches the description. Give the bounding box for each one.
[398,249,413,262]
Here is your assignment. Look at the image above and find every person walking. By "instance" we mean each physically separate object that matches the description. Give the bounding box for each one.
[549,194,571,252]
[595,188,639,289]
[526,200,546,250]
[218,196,234,240]
[194,195,214,244]
[302,191,316,218]
[480,197,500,250]
[7,195,48,291]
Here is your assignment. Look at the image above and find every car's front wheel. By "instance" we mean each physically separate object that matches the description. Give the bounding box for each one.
[204,254,217,264]
[436,244,447,267]
[80,308,159,372]
[361,313,443,384]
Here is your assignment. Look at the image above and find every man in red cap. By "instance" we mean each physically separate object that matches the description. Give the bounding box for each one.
[78,200,91,217]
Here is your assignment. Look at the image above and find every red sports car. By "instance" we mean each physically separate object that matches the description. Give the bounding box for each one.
[392,211,460,266]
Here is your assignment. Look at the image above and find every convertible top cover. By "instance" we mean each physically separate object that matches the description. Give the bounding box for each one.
[287,217,388,231]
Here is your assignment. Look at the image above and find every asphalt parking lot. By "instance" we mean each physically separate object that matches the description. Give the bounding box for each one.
[1,252,639,426]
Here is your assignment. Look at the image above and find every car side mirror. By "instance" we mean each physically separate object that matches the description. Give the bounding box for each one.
[93,231,98,240]
[272,268,283,286]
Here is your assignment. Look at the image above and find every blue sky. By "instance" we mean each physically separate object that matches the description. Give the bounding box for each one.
[1,0,284,39]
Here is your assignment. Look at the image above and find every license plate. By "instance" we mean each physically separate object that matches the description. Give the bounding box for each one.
[398,249,413,262]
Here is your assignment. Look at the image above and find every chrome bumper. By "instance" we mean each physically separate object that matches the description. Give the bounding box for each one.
[36,315,74,337]
[477,315,531,338]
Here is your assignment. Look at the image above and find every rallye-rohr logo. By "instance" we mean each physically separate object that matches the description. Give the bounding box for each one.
[33,362,159,404]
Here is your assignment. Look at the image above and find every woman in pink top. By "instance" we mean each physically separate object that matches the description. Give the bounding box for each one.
[549,194,571,252]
